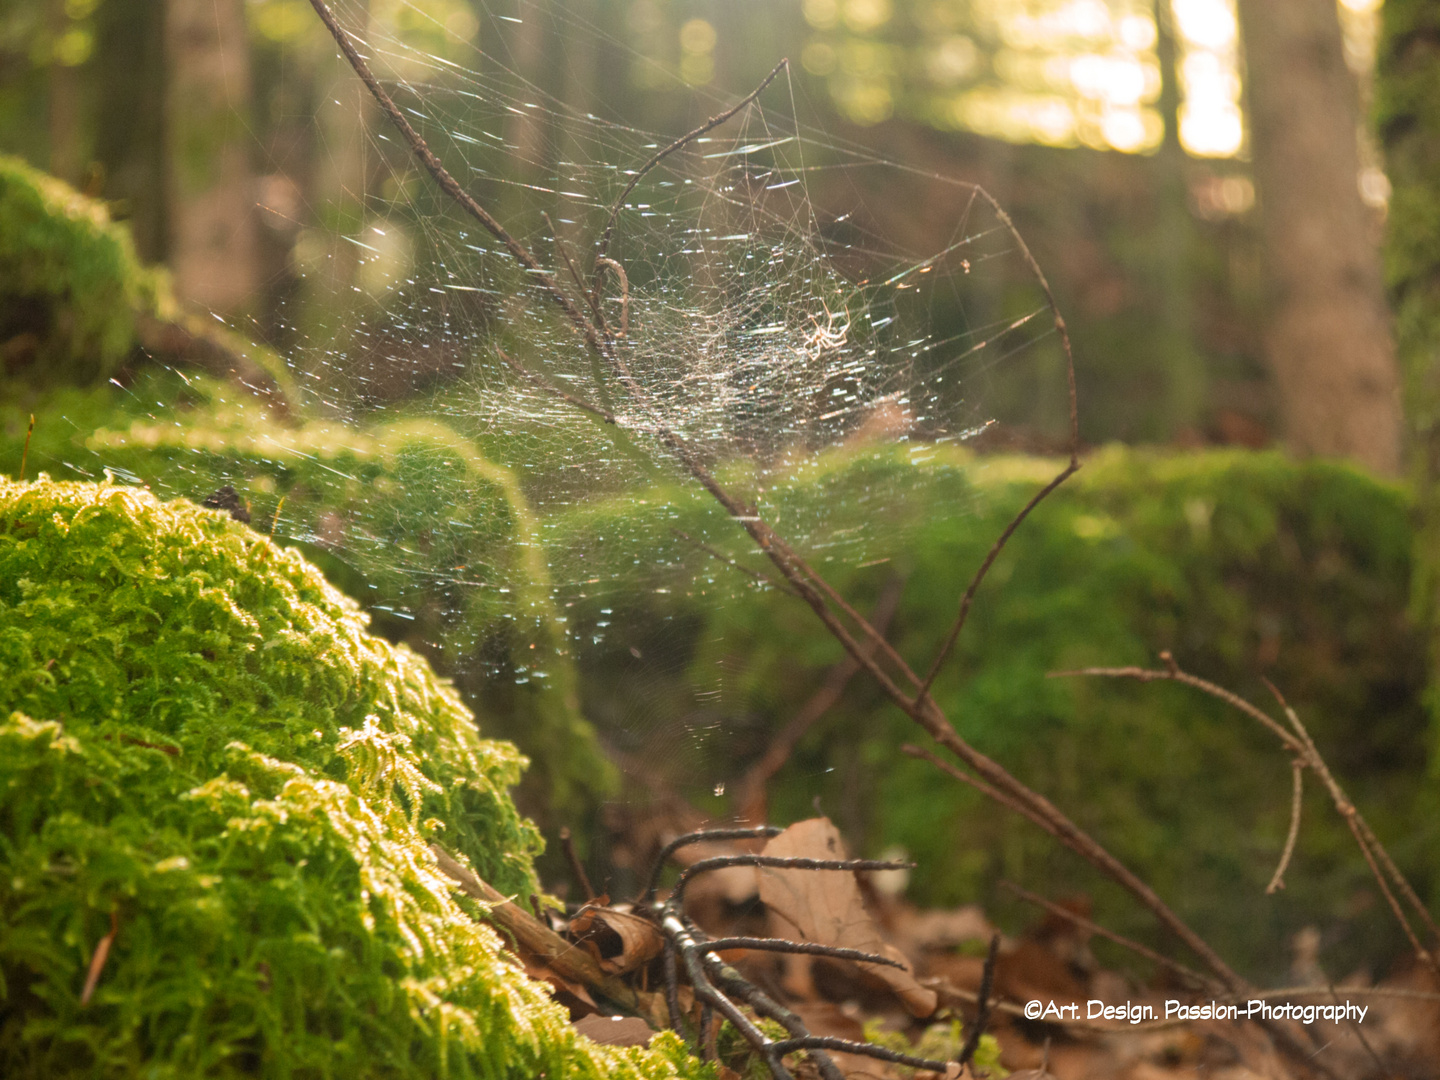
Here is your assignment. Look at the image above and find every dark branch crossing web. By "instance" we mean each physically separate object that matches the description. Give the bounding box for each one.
[103,0,1076,932]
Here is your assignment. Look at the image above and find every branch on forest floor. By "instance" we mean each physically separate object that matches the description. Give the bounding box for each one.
[310,5,1338,1071]
[1050,658,1440,985]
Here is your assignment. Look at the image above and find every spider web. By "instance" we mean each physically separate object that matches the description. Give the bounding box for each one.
[110,0,1074,825]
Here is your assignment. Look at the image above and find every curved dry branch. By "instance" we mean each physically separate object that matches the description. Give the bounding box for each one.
[593,58,789,266]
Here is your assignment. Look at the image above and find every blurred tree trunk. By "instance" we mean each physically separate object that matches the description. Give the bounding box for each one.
[311,0,372,294]
[46,0,82,185]
[1377,2,1440,658]
[1152,0,1203,439]
[92,0,168,263]
[165,0,258,314]
[1235,0,1401,474]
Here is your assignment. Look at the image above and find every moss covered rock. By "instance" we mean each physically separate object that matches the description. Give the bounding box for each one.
[0,477,702,1079]
[0,156,166,385]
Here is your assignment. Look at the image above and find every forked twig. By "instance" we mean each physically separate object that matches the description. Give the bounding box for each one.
[593,58,789,265]
[1054,659,1440,983]
[1050,653,1304,754]
[642,828,959,1079]
[641,824,782,903]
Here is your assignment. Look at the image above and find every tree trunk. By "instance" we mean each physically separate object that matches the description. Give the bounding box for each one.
[1235,0,1401,474]
[165,0,258,314]
[46,0,83,186]
[93,0,168,263]
[1153,0,1204,439]
[1377,1,1440,673]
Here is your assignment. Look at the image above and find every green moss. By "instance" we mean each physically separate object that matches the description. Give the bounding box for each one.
[0,156,165,384]
[0,477,704,1079]
[548,445,1428,979]
[75,382,617,823]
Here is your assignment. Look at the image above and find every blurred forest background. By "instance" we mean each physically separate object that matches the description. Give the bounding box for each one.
[0,0,1403,452]
[5,0,1440,995]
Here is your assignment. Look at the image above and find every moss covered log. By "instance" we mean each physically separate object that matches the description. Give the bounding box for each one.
[549,446,1430,979]
[0,477,703,1079]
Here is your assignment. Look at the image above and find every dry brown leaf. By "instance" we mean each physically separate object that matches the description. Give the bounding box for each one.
[572,1013,656,1047]
[520,951,597,1012]
[569,904,666,975]
[757,818,938,1018]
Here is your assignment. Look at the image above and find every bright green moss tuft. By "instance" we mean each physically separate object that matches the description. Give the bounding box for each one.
[0,477,707,1080]
[0,157,166,385]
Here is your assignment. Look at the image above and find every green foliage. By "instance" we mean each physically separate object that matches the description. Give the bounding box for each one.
[1,372,616,827]
[0,476,706,1079]
[550,445,1428,979]
[0,155,166,384]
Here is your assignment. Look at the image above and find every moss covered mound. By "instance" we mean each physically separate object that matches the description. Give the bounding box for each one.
[548,446,1427,977]
[0,478,703,1080]
[0,157,165,385]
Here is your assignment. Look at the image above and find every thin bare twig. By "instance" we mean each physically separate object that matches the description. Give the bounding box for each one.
[1266,759,1304,895]
[18,413,34,479]
[544,210,615,340]
[593,58,789,265]
[696,937,904,969]
[594,257,630,338]
[670,528,797,596]
[1000,880,1213,990]
[311,6,1301,1065]
[305,0,606,356]
[732,575,905,818]
[1264,684,1440,963]
[1263,679,1439,978]
[80,909,118,1006]
[1058,660,1439,984]
[1049,657,1304,754]
[495,347,615,423]
[672,854,910,905]
[640,825,783,903]
[956,933,1000,1068]
[559,826,597,902]
[918,459,1079,703]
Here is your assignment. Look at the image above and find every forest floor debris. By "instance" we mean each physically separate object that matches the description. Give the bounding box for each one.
[468,815,1440,1080]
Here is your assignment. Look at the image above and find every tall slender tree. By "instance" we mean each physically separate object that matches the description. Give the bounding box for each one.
[165,0,257,313]
[1235,0,1401,474]
[1377,0,1440,672]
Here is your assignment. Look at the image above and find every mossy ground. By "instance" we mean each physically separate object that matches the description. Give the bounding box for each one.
[0,477,707,1080]
[548,445,1432,981]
